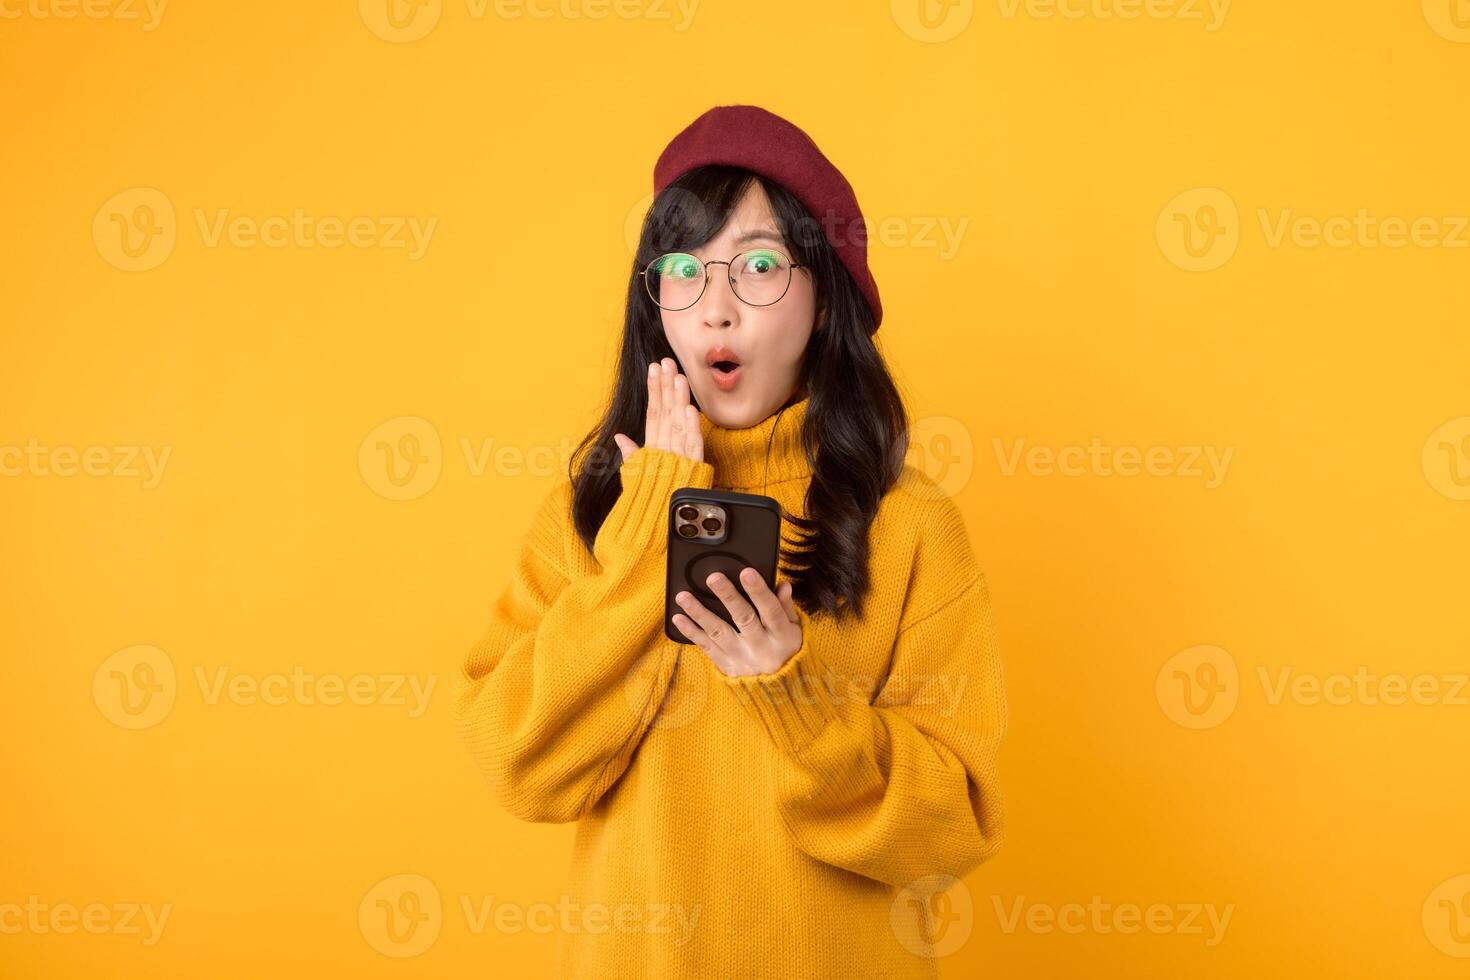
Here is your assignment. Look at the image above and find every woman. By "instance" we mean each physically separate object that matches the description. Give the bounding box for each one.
[452,104,1006,978]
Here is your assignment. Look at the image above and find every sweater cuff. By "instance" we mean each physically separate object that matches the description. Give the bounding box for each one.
[722,605,840,757]
[592,447,714,567]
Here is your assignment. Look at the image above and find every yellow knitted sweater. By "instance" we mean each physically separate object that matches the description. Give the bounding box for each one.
[452,396,1006,978]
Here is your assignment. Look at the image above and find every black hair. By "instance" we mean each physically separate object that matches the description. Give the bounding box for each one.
[568,164,908,621]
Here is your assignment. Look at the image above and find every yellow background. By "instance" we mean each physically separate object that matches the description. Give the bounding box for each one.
[3,0,1468,976]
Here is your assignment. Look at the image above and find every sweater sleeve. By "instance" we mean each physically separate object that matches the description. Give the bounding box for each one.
[720,498,1006,890]
[452,446,714,824]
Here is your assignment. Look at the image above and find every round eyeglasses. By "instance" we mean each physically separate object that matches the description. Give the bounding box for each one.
[641,248,806,312]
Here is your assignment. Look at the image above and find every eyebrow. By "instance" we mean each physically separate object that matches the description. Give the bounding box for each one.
[731,229,786,247]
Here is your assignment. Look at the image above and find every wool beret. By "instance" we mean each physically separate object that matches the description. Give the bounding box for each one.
[652,104,883,331]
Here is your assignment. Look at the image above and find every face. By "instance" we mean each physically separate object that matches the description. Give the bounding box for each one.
[657,181,817,429]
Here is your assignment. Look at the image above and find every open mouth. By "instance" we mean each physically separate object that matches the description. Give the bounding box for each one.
[705,346,744,390]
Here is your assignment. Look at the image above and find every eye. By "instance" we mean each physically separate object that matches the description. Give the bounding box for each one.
[740,249,786,276]
[656,253,702,280]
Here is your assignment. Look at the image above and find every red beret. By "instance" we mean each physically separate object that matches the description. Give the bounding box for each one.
[652,104,884,332]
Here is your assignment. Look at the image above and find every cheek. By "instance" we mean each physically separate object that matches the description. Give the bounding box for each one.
[660,311,700,361]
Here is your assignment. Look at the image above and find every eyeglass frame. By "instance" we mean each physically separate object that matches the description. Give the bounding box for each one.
[639,247,808,312]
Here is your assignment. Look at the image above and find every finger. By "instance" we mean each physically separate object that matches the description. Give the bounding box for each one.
[777,580,800,623]
[704,572,760,633]
[684,404,704,461]
[612,433,636,462]
[656,357,676,449]
[670,612,737,673]
[668,372,689,452]
[738,567,786,630]
[674,590,739,659]
[645,361,662,449]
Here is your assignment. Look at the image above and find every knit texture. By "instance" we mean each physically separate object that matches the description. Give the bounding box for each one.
[452,397,1006,978]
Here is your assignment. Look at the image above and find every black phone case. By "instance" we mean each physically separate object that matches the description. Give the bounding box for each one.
[664,487,782,644]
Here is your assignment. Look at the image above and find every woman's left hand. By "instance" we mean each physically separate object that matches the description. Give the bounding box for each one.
[672,568,802,677]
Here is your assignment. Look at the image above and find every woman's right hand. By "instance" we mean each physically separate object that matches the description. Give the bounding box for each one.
[613,358,705,464]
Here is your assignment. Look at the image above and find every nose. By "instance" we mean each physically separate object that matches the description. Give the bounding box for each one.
[697,263,739,329]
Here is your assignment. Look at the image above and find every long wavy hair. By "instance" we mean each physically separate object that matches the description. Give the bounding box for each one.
[569,164,908,622]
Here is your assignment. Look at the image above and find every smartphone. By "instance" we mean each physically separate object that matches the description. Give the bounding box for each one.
[665,487,782,644]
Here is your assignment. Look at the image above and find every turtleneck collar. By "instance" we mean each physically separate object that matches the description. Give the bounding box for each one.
[699,396,812,490]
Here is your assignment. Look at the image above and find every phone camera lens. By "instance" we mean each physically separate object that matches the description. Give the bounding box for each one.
[677,523,699,538]
[677,505,699,521]
[701,517,722,533]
